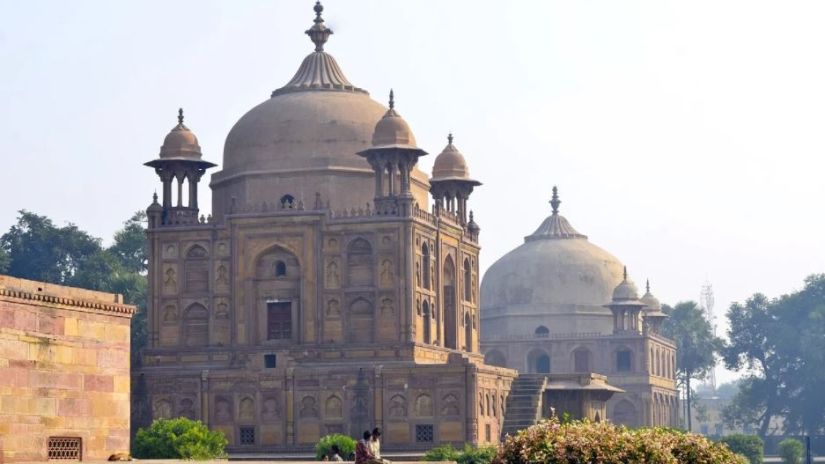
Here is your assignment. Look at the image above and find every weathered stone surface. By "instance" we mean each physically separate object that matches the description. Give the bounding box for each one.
[0,275,135,463]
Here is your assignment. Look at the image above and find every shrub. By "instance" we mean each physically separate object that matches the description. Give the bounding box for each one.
[424,444,496,464]
[315,434,356,461]
[494,416,745,464]
[133,417,227,460]
[779,438,804,464]
[456,444,497,464]
[720,434,764,464]
[424,444,461,462]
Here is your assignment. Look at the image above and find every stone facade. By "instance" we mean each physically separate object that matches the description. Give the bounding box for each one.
[0,275,135,462]
[134,3,516,452]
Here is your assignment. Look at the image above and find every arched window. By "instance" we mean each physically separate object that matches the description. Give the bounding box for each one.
[464,312,473,351]
[184,245,209,293]
[463,258,472,301]
[573,347,591,372]
[484,350,506,367]
[274,260,287,277]
[443,256,457,349]
[527,348,550,374]
[616,349,632,372]
[347,238,373,287]
[280,194,295,209]
[183,303,209,346]
[421,243,430,290]
[534,326,549,338]
[422,301,431,344]
[349,298,374,343]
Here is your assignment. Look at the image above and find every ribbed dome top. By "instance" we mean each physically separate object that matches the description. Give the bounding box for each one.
[432,134,473,181]
[371,90,417,148]
[481,188,625,335]
[273,52,366,96]
[159,109,202,160]
[525,186,587,241]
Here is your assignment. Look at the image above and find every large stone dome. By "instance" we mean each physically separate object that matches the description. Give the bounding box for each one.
[209,4,429,218]
[480,188,625,338]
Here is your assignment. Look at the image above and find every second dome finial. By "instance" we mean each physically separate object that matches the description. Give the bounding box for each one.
[550,186,561,215]
[177,108,184,125]
[389,89,395,109]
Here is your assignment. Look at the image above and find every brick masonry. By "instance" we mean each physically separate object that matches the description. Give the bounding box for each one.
[0,275,135,462]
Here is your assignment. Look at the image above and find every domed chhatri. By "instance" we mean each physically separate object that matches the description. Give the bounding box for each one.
[640,279,662,311]
[431,133,476,182]
[371,90,417,148]
[159,108,203,160]
[611,266,644,304]
[481,187,625,336]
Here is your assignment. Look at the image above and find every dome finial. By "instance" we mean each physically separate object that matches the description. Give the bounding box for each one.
[448,133,454,145]
[306,1,333,52]
[389,89,395,109]
[550,186,561,215]
[177,108,184,125]
[646,279,650,293]
[152,191,159,203]
[623,266,628,281]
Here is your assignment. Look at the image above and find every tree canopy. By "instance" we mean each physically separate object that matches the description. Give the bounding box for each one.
[723,274,825,436]
[661,301,723,430]
[0,210,148,366]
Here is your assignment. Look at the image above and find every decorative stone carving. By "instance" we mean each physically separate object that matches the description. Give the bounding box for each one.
[414,393,433,417]
[163,243,178,259]
[299,396,319,419]
[379,259,393,287]
[216,264,229,286]
[215,301,229,319]
[262,396,280,421]
[440,393,460,416]
[388,394,407,418]
[326,238,339,251]
[326,299,340,318]
[163,267,177,294]
[216,241,228,256]
[153,398,173,419]
[163,304,178,322]
[215,397,232,424]
[239,397,255,421]
[380,297,393,315]
[178,398,196,419]
[325,395,343,419]
[325,259,340,289]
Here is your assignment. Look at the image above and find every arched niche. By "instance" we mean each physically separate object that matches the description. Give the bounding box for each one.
[183,303,209,346]
[184,244,209,293]
[347,237,373,287]
[254,245,300,343]
[443,255,457,349]
[527,348,551,374]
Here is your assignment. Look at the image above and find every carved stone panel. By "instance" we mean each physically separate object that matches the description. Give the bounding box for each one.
[162,243,178,260]
[162,264,178,295]
[325,258,341,289]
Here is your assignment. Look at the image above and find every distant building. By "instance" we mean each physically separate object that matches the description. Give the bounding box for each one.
[480,188,679,427]
[0,275,135,462]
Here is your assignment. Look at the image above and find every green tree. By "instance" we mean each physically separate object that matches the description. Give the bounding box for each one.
[0,210,149,366]
[0,211,102,284]
[661,301,722,431]
[722,275,825,436]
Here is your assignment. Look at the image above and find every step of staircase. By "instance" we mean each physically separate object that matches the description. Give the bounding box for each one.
[501,374,548,438]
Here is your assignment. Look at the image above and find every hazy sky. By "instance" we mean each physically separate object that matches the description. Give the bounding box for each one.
[3,1,825,383]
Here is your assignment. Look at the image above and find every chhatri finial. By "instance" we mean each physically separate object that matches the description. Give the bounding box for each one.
[646,279,650,294]
[177,108,184,125]
[306,1,333,52]
[152,191,159,203]
[469,210,474,222]
[623,266,628,281]
[448,133,454,145]
[389,89,395,110]
[550,186,561,215]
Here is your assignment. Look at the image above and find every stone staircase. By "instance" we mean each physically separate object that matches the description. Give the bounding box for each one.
[501,374,548,438]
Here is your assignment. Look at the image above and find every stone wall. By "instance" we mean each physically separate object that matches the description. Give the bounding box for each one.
[0,275,135,462]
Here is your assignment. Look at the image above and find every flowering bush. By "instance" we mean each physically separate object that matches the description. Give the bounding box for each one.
[494,417,746,464]
[133,417,227,460]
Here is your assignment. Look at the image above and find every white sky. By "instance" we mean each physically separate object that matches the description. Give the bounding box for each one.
[3,1,825,384]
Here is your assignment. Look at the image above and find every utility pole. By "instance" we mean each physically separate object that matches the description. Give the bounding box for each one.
[700,281,717,391]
